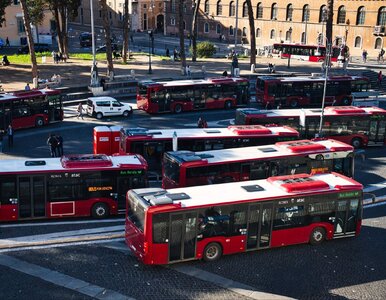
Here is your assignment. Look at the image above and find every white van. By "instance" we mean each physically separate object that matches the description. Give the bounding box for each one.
[86,96,132,119]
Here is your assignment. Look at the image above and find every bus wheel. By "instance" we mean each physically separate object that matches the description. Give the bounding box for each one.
[203,242,222,262]
[224,101,232,109]
[289,100,298,108]
[35,117,44,127]
[91,203,109,218]
[342,98,350,105]
[309,227,326,245]
[174,104,182,114]
[96,112,103,119]
[351,138,362,149]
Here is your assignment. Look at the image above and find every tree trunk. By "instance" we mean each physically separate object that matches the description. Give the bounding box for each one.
[122,0,129,63]
[20,0,38,87]
[178,0,186,74]
[191,0,200,62]
[59,6,68,55]
[246,0,256,66]
[53,5,63,53]
[99,0,114,78]
[326,0,334,47]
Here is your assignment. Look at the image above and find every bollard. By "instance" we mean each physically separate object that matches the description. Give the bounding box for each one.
[251,64,255,73]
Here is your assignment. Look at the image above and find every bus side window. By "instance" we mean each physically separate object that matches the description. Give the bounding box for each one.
[152,213,169,243]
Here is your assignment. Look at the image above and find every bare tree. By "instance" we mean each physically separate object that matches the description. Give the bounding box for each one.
[122,0,129,63]
[191,0,200,62]
[99,0,114,78]
[178,0,186,74]
[19,0,38,87]
[246,0,256,67]
[0,0,9,26]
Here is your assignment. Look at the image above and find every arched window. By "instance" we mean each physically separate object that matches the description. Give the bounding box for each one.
[229,25,234,36]
[375,37,383,49]
[356,7,365,25]
[286,30,292,41]
[301,32,306,44]
[319,5,327,23]
[271,3,278,20]
[354,36,361,48]
[216,24,221,34]
[256,28,261,38]
[242,27,247,37]
[302,5,310,22]
[204,22,209,33]
[256,3,263,19]
[270,29,275,39]
[229,1,235,17]
[170,17,176,26]
[377,7,386,25]
[317,33,323,45]
[337,6,346,24]
[204,0,209,14]
[286,4,293,21]
[216,1,222,16]
[242,2,248,18]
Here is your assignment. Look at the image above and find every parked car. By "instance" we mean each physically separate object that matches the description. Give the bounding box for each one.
[96,43,120,53]
[79,32,92,47]
[17,43,50,54]
[86,96,132,119]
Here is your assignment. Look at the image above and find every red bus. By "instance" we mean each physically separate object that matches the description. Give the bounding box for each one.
[273,43,348,63]
[117,125,299,173]
[162,139,354,189]
[256,75,370,108]
[235,106,386,148]
[137,77,249,114]
[0,88,63,130]
[125,172,363,265]
[0,154,148,222]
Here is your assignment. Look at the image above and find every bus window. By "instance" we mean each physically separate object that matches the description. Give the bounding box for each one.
[333,157,353,177]
[273,205,305,229]
[0,177,16,203]
[152,213,169,243]
[198,206,231,238]
[250,161,270,179]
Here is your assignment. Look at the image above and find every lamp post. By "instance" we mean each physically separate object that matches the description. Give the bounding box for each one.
[234,0,239,50]
[90,0,98,87]
[287,27,292,68]
[148,30,153,74]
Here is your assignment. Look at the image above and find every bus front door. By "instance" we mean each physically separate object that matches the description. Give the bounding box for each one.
[246,203,273,250]
[158,91,171,112]
[368,120,386,145]
[18,176,46,219]
[168,212,197,263]
[333,199,360,238]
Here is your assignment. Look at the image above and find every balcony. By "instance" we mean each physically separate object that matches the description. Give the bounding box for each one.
[373,25,385,36]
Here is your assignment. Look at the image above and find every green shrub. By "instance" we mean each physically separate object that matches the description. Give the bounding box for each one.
[193,41,216,58]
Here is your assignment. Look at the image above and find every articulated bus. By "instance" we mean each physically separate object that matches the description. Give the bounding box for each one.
[256,75,369,108]
[118,125,299,173]
[235,106,386,148]
[137,77,249,114]
[125,172,363,265]
[0,154,147,222]
[162,139,354,189]
[0,88,63,130]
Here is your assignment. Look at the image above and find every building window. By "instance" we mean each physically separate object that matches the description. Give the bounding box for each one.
[183,20,186,30]
[204,23,209,33]
[229,1,235,17]
[242,2,248,18]
[13,0,19,5]
[377,7,386,26]
[356,7,365,25]
[256,3,263,19]
[229,25,234,36]
[183,3,187,13]
[271,3,278,20]
[375,37,383,49]
[119,12,122,21]
[301,32,306,44]
[354,36,361,48]
[337,6,346,24]
[286,4,293,21]
[286,30,292,41]
[317,33,323,45]
[99,10,102,18]
[204,0,209,14]
[270,29,275,39]
[242,27,247,37]
[216,24,221,34]
[302,5,310,22]
[171,17,176,26]
[171,0,176,13]
[217,1,222,16]
[17,18,25,33]
[319,5,327,23]
[256,28,261,38]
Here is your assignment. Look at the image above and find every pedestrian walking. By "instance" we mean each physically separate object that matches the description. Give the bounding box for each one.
[197,116,208,128]
[377,71,383,89]
[186,65,191,78]
[362,49,367,63]
[56,134,63,156]
[7,124,13,149]
[378,48,385,63]
[47,133,58,157]
[166,48,170,58]
[5,37,10,47]
[24,83,30,91]
[77,102,84,119]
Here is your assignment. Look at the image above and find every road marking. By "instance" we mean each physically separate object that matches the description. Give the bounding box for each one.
[363,181,386,193]
[0,254,134,300]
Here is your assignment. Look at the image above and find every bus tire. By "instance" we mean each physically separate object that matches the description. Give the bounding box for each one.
[96,112,103,119]
[123,110,131,117]
[91,202,109,218]
[351,138,362,149]
[174,104,182,114]
[203,242,222,262]
[309,227,326,245]
[289,99,298,108]
[342,97,350,105]
[224,101,232,109]
[35,117,44,127]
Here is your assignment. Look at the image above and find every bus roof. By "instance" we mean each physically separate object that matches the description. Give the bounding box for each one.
[0,88,59,102]
[237,106,386,118]
[0,154,147,174]
[121,125,299,139]
[139,77,248,88]
[131,173,362,209]
[165,139,353,165]
[258,74,366,83]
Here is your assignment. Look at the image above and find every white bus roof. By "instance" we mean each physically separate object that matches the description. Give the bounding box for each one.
[260,75,366,82]
[132,173,362,209]
[0,154,146,174]
[141,77,247,87]
[166,139,353,164]
[121,125,299,139]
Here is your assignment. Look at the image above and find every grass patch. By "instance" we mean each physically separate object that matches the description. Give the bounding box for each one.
[6,52,52,64]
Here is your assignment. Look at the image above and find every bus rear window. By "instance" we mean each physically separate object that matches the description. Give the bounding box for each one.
[163,157,180,183]
[138,85,148,97]
[127,194,146,231]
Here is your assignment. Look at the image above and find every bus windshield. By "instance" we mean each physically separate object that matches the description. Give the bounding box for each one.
[127,193,147,232]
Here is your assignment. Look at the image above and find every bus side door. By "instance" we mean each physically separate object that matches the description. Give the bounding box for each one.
[368,119,386,145]
[333,199,360,238]
[246,203,274,250]
[18,176,46,219]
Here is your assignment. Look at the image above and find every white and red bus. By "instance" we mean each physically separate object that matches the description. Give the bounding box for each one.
[0,154,148,222]
[273,43,348,63]
[162,139,354,189]
[125,172,363,265]
[0,88,63,130]
[117,125,299,172]
[137,77,249,114]
[235,106,386,148]
[256,75,370,108]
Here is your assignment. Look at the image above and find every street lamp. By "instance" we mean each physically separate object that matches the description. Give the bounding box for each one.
[90,0,99,87]
[287,27,292,68]
[148,30,153,74]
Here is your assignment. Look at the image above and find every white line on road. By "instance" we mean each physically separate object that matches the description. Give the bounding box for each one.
[363,181,386,193]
